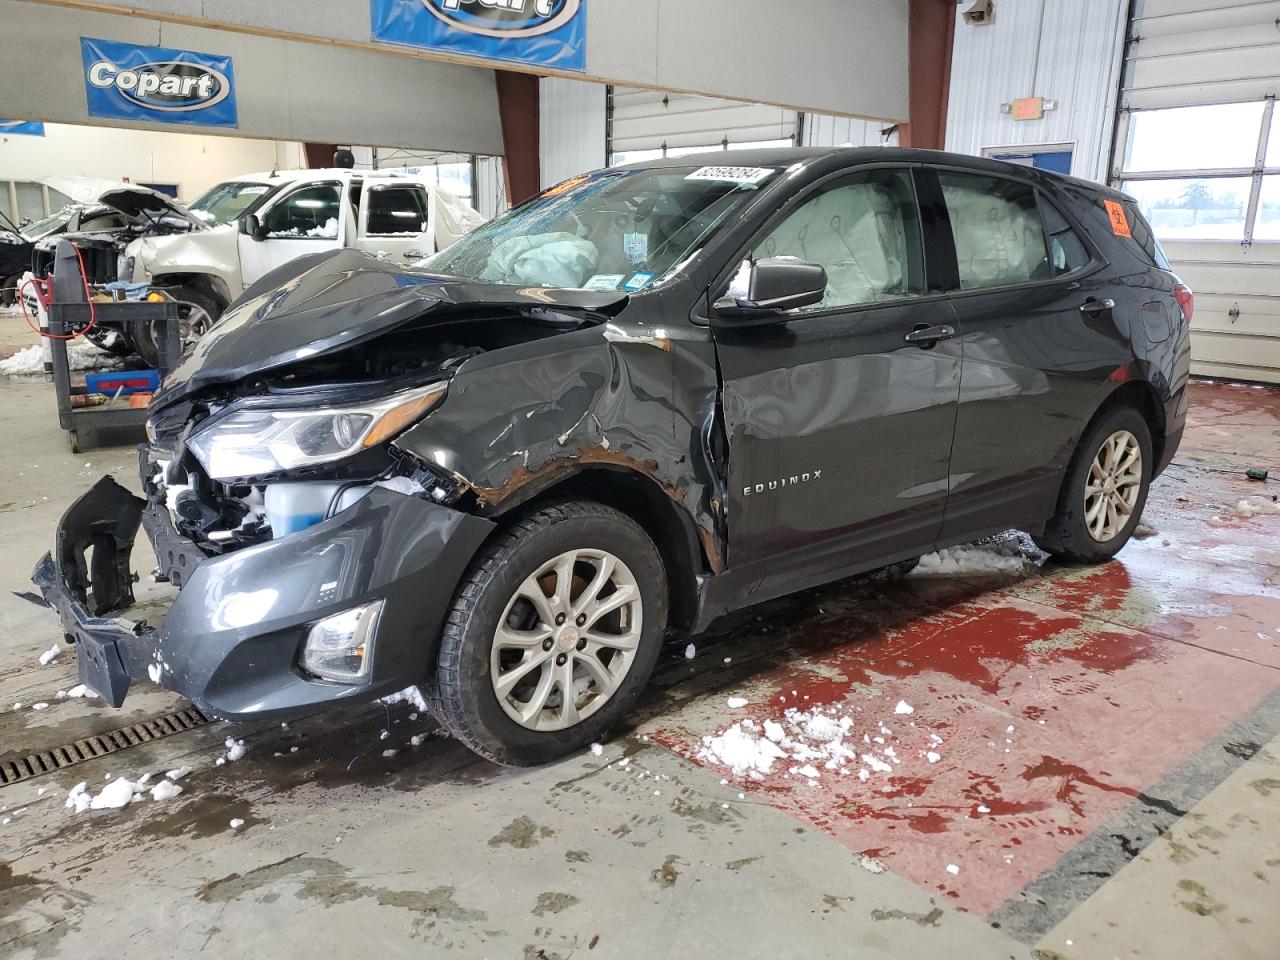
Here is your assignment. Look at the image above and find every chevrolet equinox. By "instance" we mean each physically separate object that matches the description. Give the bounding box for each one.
[34,148,1191,765]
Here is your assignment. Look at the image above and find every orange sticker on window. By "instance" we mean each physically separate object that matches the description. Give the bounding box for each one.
[1104,199,1132,238]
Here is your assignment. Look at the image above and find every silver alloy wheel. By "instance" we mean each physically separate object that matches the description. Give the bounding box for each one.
[176,301,214,349]
[490,548,642,732]
[1084,429,1143,543]
[150,301,213,357]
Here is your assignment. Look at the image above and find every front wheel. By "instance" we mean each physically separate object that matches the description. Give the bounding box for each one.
[133,285,222,368]
[430,501,669,766]
[1034,406,1153,563]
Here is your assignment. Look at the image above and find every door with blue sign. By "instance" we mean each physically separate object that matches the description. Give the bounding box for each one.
[371,0,586,71]
[81,37,238,128]
[989,148,1074,176]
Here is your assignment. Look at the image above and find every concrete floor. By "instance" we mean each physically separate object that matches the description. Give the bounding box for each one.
[1,357,1278,959]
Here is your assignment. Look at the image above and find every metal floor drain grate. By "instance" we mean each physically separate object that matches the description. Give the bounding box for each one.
[0,705,215,787]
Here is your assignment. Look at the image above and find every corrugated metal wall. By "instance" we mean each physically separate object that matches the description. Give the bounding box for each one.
[474,155,508,221]
[540,77,607,189]
[801,115,899,148]
[945,0,1128,182]
[541,78,902,183]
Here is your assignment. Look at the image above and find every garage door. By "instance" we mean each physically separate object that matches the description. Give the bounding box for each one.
[1111,0,1280,383]
[609,87,797,165]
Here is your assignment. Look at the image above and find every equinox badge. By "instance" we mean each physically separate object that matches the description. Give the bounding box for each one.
[744,470,823,497]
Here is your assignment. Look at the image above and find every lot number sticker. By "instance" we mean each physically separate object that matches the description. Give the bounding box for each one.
[686,166,774,185]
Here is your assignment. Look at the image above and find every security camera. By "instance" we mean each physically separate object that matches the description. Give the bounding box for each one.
[962,0,994,25]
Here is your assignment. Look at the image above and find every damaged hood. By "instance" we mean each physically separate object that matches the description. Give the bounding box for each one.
[97,186,206,230]
[153,248,629,409]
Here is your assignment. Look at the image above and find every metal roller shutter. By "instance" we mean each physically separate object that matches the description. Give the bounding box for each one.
[610,87,797,163]
[1112,0,1280,383]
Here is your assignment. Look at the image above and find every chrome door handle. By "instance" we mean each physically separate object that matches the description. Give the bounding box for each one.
[1079,298,1116,315]
[904,323,955,346]
[403,249,428,261]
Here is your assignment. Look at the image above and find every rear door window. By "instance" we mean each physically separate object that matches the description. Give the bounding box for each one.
[1117,198,1171,270]
[1037,196,1091,277]
[365,185,430,235]
[939,172,1051,290]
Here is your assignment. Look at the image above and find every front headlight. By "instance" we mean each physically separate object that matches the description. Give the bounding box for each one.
[188,382,446,481]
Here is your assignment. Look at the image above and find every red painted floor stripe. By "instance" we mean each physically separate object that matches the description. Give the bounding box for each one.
[646,381,1280,916]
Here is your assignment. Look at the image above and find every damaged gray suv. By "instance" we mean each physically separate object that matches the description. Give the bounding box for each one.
[34,148,1191,765]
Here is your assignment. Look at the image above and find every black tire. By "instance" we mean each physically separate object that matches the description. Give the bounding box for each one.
[85,323,133,359]
[1033,405,1153,564]
[1,274,21,307]
[133,284,222,368]
[430,500,668,766]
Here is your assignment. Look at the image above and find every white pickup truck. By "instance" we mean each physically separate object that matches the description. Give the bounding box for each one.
[127,168,483,344]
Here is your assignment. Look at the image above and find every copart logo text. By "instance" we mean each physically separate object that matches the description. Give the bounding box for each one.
[424,0,581,38]
[87,59,231,112]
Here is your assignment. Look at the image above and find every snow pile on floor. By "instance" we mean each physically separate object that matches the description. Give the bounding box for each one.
[66,778,136,812]
[696,702,943,785]
[216,737,247,764]
[911,543,1033,577]
[698,722,789,776]
[1236,497,1280,517]
[0,341,123,377]
[149,780,183,801]
[64,765,196,814]
[38,643,61,666]
[379,686,429,712]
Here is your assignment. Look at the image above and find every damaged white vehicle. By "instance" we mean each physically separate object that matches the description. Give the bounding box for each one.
[126,168,485,332]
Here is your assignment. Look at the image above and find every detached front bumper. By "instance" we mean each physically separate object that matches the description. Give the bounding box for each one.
[33,476,493,720]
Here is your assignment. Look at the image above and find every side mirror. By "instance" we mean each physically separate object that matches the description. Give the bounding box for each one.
[712,257,827,326]
[240,214,267,241]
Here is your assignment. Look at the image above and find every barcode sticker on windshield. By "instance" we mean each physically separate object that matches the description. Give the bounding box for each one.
[685,166,773,185]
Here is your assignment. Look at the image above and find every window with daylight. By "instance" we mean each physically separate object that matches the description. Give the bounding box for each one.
[1117,100,1278,243]
[263,182,342,240]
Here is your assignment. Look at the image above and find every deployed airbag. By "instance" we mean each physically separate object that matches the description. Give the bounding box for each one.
[482,232,599,288]
[754,183,907,308]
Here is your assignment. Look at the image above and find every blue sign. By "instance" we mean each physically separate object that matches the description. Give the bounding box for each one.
[81,37,238,128]
[0,119,45,136]
[371,0,586,72]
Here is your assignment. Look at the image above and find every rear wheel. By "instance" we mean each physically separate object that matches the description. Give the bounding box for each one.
[431,501,668,766]
[1034,406,1152,563]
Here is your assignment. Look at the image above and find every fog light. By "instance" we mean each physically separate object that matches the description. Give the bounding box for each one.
[301,600,383,683]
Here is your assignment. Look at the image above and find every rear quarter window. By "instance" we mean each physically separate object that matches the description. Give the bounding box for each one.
[1117,198,1171,270]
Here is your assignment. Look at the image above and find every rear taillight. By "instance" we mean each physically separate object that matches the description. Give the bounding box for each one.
[1173,283,1194,325]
